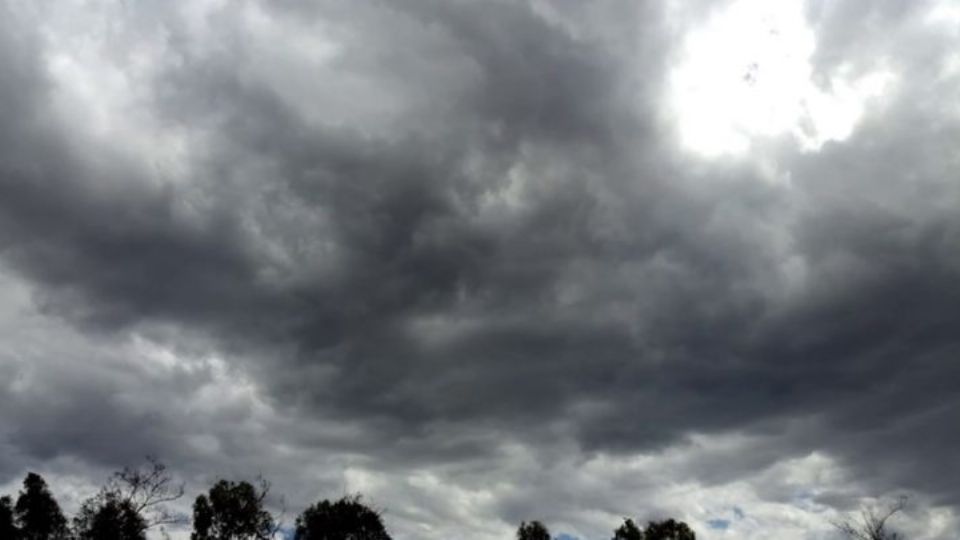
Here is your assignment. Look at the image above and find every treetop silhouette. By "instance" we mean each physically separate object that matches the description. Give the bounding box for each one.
[73,491,147,540]
[14,472,70,540]
[612,518,643,540]
[517,520,551,540]
[294,494,392,540]
[191,478,278,540]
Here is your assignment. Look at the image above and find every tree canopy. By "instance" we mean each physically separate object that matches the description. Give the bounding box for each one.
[1,495,19,540]
[14,473,69,540]
[517,520,551,540]
[613,518,643,540]
[642,519,696,540]
[73,492,147,540]
[191,479,276,540]
[294,495,391,540]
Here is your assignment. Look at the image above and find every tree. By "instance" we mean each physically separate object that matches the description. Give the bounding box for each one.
[70,457,184,540]
[517,520,551,540]
[14,473,69,540]
[294,495,391,540]
[105,456,185,529]
[192,495,214,540]
[613,518,643,540]
[1,495,20,540]
[642,519,695,540]
[73,492,147,540]
[834,497,907,540]
[191,479,278,540]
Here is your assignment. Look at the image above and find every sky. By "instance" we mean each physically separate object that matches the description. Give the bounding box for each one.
[1,0,960,539]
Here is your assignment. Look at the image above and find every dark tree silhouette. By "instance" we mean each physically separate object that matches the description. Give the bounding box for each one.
[613,518,643,540]
[190,479,277,540]
[193,495,214,540]
[517,520,551,540]
[73,492,147,540]
[14,473,69,540]
[105,457,185,529]
[1,495,19,540]
[834,497,907,540]
[294,495,392,540]
[643,519,695,540]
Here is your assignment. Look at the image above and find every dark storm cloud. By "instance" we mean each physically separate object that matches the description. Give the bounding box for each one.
[2,0,960,537]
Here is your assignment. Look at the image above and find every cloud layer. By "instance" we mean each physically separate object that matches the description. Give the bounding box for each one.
[2,1,960,538]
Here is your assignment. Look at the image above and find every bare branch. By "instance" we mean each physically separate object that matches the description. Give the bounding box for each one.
[105,456,187,528]
[833,496,907,540]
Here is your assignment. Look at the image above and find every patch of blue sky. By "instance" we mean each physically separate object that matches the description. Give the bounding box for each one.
[707,518,731,530]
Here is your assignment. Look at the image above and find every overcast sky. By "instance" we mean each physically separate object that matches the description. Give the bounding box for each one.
[2,1,960,539]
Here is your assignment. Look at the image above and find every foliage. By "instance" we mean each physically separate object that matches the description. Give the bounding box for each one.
[190,479,277,540]
[642,519,696,540]
[613,518,643,540]
[192,494,214,540]
[294,495,391,540]
[517,520,551,540]
[1,495,20,540]
[74,492,147,540]
[14,473,70,540]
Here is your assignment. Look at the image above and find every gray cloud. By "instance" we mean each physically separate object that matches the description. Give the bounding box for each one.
[1,0,959,538]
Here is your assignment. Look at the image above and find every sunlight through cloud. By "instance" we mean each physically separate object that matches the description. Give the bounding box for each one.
[669,0,893,157]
